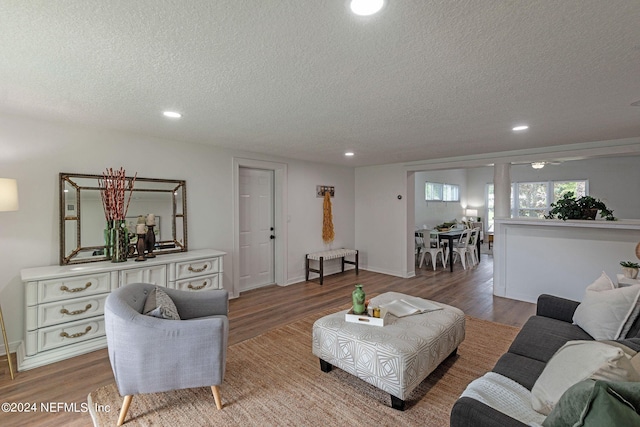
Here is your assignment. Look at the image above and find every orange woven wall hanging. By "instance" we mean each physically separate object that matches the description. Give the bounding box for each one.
[322,191,335,244]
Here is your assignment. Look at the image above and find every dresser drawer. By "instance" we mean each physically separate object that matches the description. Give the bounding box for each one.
[173,274,221,292]
[33,294,108,329]
[37,273,111,304]
[175,257,219,280]
[120,264,167,287]
[38,317,105,353]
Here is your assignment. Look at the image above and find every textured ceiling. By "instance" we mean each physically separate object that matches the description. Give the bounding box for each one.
[1,1,639,167]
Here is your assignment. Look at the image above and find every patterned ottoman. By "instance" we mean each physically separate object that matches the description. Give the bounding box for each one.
[312,292,465,410]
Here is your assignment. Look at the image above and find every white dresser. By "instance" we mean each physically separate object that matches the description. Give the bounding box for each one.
[18,249,226,371]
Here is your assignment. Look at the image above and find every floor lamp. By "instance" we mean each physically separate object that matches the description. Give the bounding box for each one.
[0,178,19,380]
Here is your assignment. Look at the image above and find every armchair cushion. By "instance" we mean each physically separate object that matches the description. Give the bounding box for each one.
[143,286,181,320]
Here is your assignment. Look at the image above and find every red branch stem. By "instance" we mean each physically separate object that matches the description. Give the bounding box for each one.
[99,167,136,222]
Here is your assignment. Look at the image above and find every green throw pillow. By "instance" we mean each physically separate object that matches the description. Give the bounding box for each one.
[143,287,181,320]
[543,380,640,427]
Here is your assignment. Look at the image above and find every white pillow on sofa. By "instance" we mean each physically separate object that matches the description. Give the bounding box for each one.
[531,340,640,415]
[585,271,615,291]
[572,272,640,340]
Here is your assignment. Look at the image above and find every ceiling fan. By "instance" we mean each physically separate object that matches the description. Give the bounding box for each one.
[510,160,564,169]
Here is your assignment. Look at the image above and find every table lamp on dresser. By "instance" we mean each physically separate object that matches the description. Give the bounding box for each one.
[0,178,18,380]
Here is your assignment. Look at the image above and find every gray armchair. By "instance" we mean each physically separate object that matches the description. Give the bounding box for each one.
[104,283,229,426]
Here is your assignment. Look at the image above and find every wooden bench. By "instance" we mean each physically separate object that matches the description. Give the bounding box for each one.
[305,249,359,285]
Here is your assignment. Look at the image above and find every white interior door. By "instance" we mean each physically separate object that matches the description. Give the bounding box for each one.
[239,167,275,292]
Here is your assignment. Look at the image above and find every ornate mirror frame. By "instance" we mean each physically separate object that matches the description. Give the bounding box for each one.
[59,173,188,265]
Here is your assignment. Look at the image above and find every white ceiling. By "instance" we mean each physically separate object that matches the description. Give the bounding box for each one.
[1,1,639,167]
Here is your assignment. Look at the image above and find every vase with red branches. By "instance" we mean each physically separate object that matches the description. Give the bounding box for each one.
[99,168,137,262]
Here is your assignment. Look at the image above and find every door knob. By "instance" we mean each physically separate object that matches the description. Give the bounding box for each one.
[270,235,275,239]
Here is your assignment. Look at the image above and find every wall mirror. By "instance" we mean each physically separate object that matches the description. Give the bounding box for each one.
[60,173,188,265]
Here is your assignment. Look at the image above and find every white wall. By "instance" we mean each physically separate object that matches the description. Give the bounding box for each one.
[494,219,640,303]
[414,169,468,229]
[354,163,408,277]
[285,161,355,283]
[0,112,355,351]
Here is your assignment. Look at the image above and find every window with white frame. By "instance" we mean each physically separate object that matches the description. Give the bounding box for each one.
[425,182,460,202]
[425,182,443,201]
[443,184,459,202]
[485,180,588,230]
[516,182,548,218]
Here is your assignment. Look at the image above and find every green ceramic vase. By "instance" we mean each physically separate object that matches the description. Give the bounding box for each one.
[352,284,366,315]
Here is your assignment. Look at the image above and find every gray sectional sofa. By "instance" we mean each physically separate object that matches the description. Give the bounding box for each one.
[450,294,640,427]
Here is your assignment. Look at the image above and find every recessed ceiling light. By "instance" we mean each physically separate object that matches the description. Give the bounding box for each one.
[345,151,355,157]
[163,111,182,118]
[531,162,545,169]
[350,0,385,16]
[512,125,529,131]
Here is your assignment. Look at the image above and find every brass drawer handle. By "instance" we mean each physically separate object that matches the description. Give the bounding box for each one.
[187,281,207,290]
[187,264,209,273]
[60,304,92,316]
[60,282,92,293]
[60,326,92,339]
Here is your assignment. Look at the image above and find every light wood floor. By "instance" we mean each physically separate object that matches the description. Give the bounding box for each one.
[0,252,535,427]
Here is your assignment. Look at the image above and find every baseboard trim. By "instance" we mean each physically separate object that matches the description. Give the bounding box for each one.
[360,266,406,278]
[0,340,20,356]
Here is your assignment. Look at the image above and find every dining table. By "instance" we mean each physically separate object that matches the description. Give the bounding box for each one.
[436,228,481,272]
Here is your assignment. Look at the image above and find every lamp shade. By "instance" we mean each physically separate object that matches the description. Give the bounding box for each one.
[0,178,19,212]
[465,209,478,218]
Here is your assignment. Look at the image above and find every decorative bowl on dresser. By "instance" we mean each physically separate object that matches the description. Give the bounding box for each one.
[18,249,225,371]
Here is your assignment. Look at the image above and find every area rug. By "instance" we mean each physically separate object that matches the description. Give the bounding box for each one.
[88,310,519,426]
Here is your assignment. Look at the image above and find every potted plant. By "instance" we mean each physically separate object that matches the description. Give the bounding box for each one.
[620,261,640,279]
[545,192,615,221]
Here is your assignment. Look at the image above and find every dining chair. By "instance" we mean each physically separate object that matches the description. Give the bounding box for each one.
[466,227,480,266]
[419,236,447,270]
[428,229,440,249]
[414,231,426,262]
[451,228,471,270]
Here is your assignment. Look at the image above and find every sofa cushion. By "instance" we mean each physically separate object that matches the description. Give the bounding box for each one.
[542,380,640,427]
[492,352,546,391]
[531,340,640,415]
[586,271,616,290]
[508,316,592,363]
[572,277,640,340]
